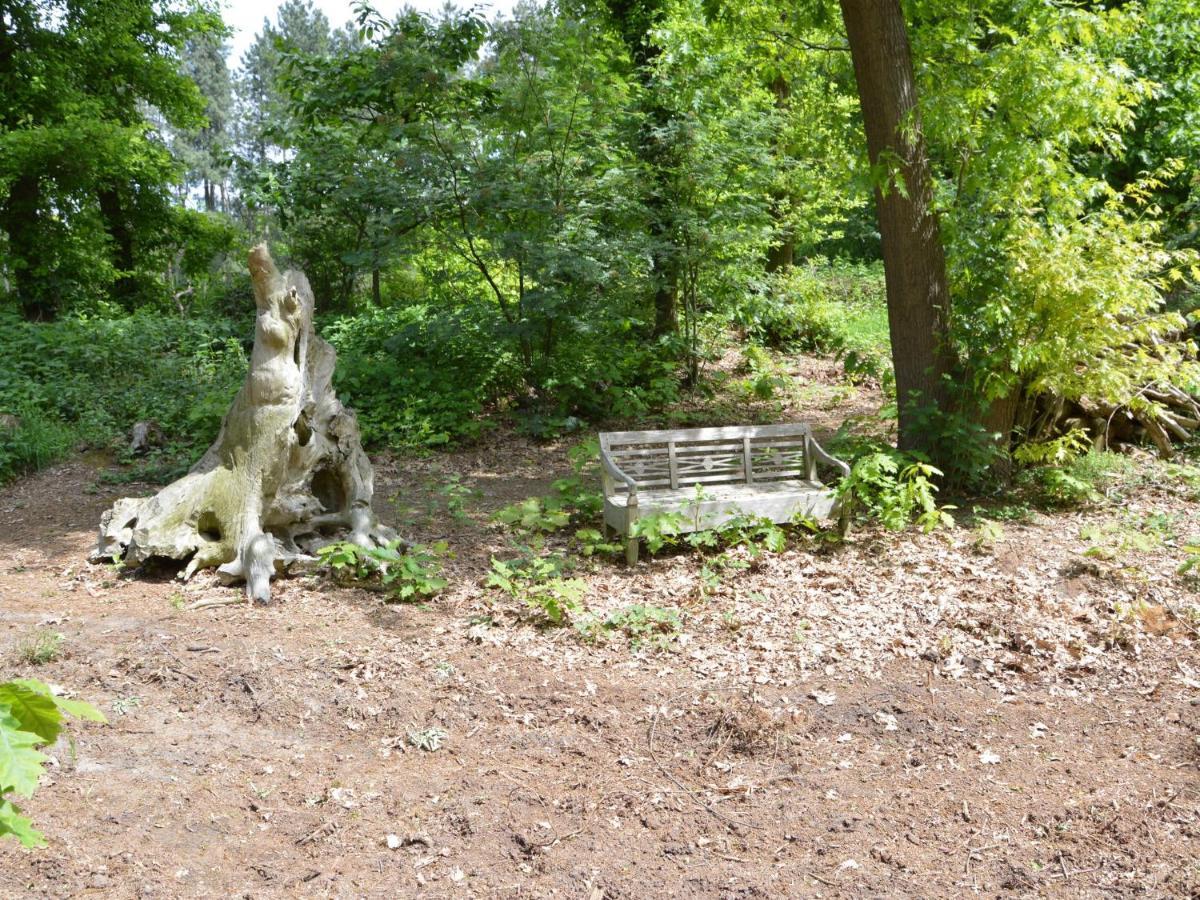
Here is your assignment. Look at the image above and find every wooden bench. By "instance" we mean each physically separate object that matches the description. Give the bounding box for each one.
[600,424,850,564]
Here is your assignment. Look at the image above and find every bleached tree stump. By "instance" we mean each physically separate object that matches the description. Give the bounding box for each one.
[93,244,395,602]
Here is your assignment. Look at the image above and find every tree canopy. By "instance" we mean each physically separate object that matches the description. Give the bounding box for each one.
[1,0,1198,472]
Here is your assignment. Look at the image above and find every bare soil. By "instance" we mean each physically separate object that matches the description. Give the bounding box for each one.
[2,377,1199,897]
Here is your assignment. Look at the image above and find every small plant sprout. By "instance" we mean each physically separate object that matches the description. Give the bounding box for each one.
[408,726,448,752]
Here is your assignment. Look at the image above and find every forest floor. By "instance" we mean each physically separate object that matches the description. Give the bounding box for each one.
[2,354,1199,898]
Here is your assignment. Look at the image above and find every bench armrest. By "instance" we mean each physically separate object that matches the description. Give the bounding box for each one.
[599,446,638,498]
[808,437,850,480]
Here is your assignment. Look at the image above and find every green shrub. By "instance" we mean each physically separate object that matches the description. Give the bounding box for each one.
[323,304,520,450]
[486,553,587,625]
[0,310,248,483]
[318,540,449,602]
[838,451,955,532]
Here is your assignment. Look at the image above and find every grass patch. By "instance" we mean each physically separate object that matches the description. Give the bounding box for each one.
[16,629,64,666]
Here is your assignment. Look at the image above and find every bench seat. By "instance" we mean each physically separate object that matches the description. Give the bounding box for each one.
[599,423,849,564]
[603,479,836,531]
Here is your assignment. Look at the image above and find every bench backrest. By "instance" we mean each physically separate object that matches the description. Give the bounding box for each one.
[600,424,815,492]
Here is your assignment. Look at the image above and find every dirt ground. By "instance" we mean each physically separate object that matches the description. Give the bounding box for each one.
[2,377,1199,897]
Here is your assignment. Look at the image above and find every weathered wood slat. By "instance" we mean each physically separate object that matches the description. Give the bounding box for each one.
[602,423,811,445]
[598,423,849,562]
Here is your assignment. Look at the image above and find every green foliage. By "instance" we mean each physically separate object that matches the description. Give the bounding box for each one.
[486,553,588,626]
[736,262,892,388]
[317,540,449,602]
[0,679,105,848]
[601,604,682,649]
[0,0,223,317]
[1013,430,1093,467]
[630,511,690,554]
[717,514,789,556]
[915,3,1200,439]
[1180,544,1200,576]
[1020,450,1144,508]
[322,304,520,449]
[574,528,623,557]
[0,311,248,483]
[0,410,75,484]
[494,497,571,534]
[1080,512,1178,560]
[493,452,604,534]
[407,726,448,752]
[972,518,1005,550]
[434,474,479,522]
[15,630,63,667]
[838,452,955,532]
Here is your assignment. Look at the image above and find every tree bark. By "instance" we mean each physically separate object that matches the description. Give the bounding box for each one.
[97,186,137,303]
[840,0,954,453]
[0,173,51,320]
[93,245,396,603]
[765,74,795,274]
[604,0,679,337]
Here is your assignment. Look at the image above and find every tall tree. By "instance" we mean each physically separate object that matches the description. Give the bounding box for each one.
[0,0,215,317]
[604,0,680,336]
[177,31,233,212]
[839,0,953,453]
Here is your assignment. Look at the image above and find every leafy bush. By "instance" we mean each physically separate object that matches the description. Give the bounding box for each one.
[486,553,587,625]
[1,679,105,848]
[601,604,682,649]
[323,304,521,450]
[838,451,955,532]
[318,540,449,602]
[0,310,249,483]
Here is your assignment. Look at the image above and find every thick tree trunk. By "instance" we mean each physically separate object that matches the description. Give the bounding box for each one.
[840,0,954,453]
[93,245,396,603]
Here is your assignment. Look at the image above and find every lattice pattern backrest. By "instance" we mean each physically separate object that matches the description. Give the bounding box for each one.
[601,424,813,491]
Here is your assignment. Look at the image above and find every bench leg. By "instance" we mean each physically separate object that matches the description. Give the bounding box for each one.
[625,536,639,566]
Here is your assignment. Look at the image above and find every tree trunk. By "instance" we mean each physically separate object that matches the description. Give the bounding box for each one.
[93,245,396,603]
[97,186,137,303]
[840,0,954,453]
[765,74,795,275]
[604,0,679,337]
[371,267,381,306]
[0,172,51,320]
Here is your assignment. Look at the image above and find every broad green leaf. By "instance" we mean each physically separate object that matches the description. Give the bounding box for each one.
[0,710,48,798]
[10,679,106,724]
[0,798,45,849]
[0,683,62,744]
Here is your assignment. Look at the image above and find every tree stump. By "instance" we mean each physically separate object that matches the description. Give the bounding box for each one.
[93,244,395,602]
